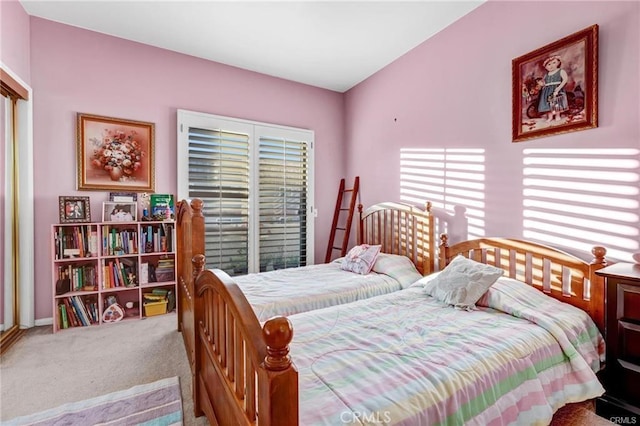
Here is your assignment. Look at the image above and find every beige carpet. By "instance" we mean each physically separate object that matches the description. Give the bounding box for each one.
[0,314,207,425]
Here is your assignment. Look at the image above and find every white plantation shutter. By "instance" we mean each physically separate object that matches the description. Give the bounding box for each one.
[178,110,314,276]
[187,126,250,274]
[258,135,308,272]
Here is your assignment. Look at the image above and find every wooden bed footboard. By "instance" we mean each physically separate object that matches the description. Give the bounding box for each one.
[439,235,608,333]
[176,199,205,412]
[194,265,298,425]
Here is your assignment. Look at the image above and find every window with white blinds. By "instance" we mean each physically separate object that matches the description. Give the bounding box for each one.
[258,135,308,271]
[177,110,314,276]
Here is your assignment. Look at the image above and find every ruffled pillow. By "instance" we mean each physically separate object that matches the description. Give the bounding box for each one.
[423,255,503,310]
[341,244,381,275]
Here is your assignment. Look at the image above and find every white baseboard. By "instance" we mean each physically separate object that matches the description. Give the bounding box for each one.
[35,317,53,327]
[0,317,50,330]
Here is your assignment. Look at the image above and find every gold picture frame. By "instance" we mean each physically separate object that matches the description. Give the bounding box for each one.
[59,196,91,223]
[77,113,155,191]
[512,25,598,142]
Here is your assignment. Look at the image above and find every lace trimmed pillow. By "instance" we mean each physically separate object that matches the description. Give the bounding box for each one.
[341,244,382,275]
[423,255,503,310]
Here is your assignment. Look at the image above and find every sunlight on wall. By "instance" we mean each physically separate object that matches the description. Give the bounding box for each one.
[400,148,485,238]
[523,148,640,261]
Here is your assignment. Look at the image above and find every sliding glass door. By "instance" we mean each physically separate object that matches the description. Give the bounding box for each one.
[177,110,314,276]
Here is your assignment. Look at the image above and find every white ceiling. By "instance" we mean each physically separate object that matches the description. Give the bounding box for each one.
[19,1,484,92]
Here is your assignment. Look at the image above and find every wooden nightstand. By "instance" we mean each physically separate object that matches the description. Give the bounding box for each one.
[595,263,640,421]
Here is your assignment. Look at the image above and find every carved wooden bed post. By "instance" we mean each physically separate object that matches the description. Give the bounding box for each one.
[588,245,607,333]
[258,317,299,426]
[357,204,364,245]
[191,254,206,417]
[176,198,206,417]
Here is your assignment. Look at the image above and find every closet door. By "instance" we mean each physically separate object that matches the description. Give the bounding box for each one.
[1,85,20,351]
[1,94,9,335]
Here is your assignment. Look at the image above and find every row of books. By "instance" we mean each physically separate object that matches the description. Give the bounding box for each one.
[102,226,138,256]
[141,223,174,253]
[54,226,99,259]
[56,264,98,293]
[58,296,98,328]
[99,225,174,255]
[54,222,176,260]
[103,258,137,289]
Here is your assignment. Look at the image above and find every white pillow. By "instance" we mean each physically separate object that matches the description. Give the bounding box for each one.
[340,244,381,275]
[423,255,504,310]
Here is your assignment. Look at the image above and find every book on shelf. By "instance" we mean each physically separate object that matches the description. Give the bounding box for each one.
[114,258,126,287]
[139,263,149,285]
[59,304,69,329]
[88,230,99,256]
[63,298,80,327]
[70,296,89,326]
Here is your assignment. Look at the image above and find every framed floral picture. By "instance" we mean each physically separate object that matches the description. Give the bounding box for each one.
[59,196,91,223]
[77,113,155,191]
[512,25,598,142]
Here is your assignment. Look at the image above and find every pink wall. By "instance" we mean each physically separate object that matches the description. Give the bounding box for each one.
[15,1,640,321]
[30,18,345,320]
[345,1,639,261]
[0,0,31,82]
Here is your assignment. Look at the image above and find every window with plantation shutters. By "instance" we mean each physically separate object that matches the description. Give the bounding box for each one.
[177,110,314,276]
[258,135,308,271]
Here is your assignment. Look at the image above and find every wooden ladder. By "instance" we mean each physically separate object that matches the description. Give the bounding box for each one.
[325,176,360,263]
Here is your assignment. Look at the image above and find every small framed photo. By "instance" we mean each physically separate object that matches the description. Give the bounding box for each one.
[102,201,137,222]
[59,196,91,224]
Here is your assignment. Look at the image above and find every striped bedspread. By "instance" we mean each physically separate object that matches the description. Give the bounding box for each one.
[288,283,605,425]
[235,256,420,321]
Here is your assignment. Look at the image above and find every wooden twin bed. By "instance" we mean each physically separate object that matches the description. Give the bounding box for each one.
[176,199,458,415]
[176,198,608,425]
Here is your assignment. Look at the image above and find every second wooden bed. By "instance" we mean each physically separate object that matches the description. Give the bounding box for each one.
[189,235,608,424]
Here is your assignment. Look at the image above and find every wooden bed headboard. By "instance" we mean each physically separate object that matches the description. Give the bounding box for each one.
[358,202,467,275]
[438,235,608,333]
[359,202,443,275]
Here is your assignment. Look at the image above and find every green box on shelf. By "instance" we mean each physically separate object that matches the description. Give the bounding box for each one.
[150,194,174,217]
